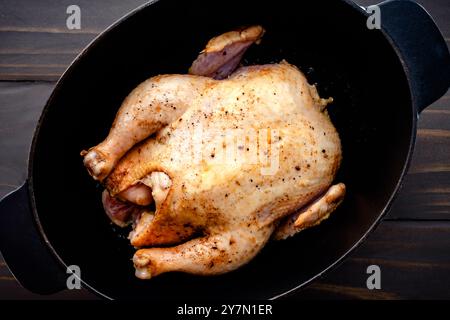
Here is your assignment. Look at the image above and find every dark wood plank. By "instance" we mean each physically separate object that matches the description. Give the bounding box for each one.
[0,0,448,80]
[385,94,450,220]
[0,82,54,197]
[294,221,450,299]
[0,0,148,80]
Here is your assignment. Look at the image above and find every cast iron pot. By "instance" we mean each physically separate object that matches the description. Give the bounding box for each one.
[1,0,449,299]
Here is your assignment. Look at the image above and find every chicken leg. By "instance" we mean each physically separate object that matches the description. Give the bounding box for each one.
[133,223,274,279]
[82,75,213,181]
[273,183,346,240]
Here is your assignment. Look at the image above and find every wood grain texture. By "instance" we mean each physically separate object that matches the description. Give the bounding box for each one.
[386,97,450,220]
[0,0,149,80]
[0,0,448,81]
[0,82,54,197]
[297,221,450,299]
[0,0,449,300]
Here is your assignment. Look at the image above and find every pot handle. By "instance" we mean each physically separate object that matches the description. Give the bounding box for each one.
[377,0,450,113]
[0,181,67,294]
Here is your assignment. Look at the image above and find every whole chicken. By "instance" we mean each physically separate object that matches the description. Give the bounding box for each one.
[82,26,345,279]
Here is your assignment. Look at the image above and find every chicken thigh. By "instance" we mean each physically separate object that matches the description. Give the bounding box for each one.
[82,26,345,279]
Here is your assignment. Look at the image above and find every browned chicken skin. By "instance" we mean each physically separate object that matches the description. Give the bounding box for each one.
[82,26,345,279]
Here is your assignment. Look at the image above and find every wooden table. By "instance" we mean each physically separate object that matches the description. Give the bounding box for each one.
[0,0,449,300]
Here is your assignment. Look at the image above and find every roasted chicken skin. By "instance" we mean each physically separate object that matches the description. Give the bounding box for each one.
[82,26,345,279]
